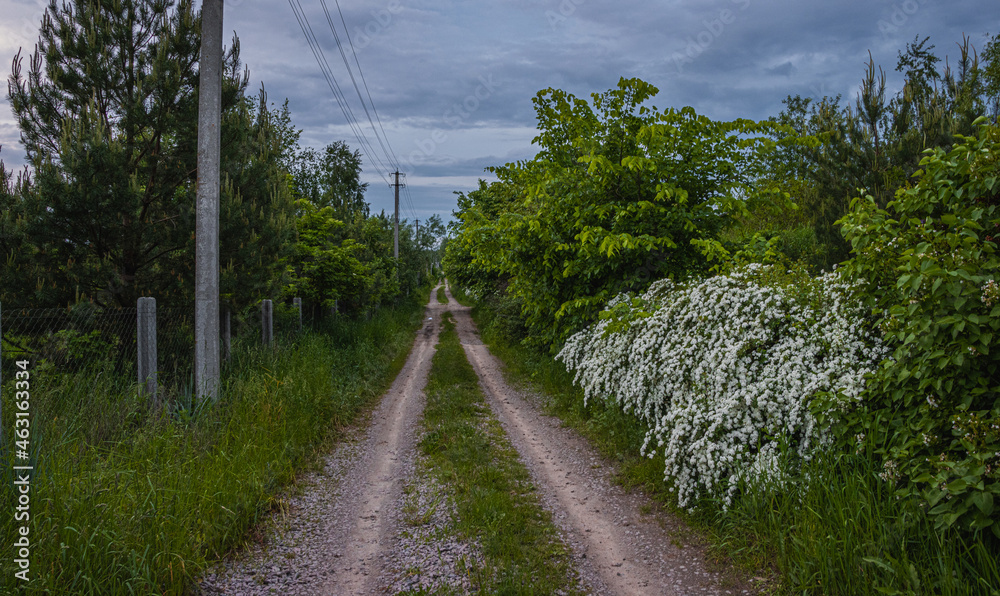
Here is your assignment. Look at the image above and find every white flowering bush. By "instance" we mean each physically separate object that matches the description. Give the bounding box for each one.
[557,264,889,509]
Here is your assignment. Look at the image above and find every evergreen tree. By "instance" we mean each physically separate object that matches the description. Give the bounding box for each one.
[218,86,297,315]
[2,0,296,309]
[6,0,203,307]
[763,34,999,268]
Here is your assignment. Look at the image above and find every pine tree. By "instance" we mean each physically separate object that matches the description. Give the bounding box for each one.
[7,0,203,307]
[3,0,296,309]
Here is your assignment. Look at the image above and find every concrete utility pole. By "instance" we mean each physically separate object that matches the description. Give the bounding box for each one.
[195,0,224,402]
[392,171,401,259]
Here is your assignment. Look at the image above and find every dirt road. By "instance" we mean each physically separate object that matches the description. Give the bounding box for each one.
[316,298,444,595]
[199,286,748,595]
[200,294,445,596]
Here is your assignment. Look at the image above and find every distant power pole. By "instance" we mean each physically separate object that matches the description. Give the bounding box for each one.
[195,0,224,402]
[392,171,404,259]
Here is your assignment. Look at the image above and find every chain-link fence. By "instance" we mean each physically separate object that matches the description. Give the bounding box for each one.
[0,298,315,405]
[156,306,195,395]
[0,303,138,389]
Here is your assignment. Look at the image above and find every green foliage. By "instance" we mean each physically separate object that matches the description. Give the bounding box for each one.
[837,121,1000,537]
[284,200,369,312]
[2,0,294,309]
[289,141,368,219]
[218,87,298,314]
[446,77,781,349]
[4,0,200,307]
[758,34,998,269]
[282,136,447,315]
[984,34,1000,120]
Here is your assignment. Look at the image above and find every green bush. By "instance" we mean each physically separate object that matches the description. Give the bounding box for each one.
[838,120,1000,537]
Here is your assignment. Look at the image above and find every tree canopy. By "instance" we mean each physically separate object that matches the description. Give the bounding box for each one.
[446,77,783,348]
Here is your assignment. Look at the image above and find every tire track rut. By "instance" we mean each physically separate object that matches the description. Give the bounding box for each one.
[318,297,444,595]
[199,292,445,596]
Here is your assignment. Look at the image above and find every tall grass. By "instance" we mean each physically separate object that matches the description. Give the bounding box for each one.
[466,291,1000,595]
[712,445,1000,595]
[0,292,426,594]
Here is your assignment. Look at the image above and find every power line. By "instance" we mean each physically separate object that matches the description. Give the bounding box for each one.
[333,0,400,169]
[320,0,399,172]
[402,181,418,222]
[287,0,392,185]
[288,1,417,229]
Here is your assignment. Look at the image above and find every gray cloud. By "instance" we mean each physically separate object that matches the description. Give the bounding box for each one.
[0,0,991,223]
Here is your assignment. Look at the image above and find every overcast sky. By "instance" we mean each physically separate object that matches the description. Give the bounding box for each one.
[0,0,994,224]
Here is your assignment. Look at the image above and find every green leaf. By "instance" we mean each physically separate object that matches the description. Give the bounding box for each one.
[971,491,994,516]
[947,477,969,494]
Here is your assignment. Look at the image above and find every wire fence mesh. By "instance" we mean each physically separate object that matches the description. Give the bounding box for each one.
[156,307,194,395]
[0,304,138,389]
[0,299,312,403]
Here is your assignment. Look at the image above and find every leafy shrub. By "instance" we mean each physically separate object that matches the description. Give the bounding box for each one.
[557,264,888,509]
[838,121,1000,537]
[446,77,784,350]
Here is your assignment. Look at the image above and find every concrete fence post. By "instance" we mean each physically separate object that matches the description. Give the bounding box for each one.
[137,297,158,409]
[221,306,231,362]
[261,299,273,346]
[293,297,302,332]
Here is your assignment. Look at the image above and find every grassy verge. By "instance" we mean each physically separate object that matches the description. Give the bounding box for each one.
[462,289,1000,596]
[0,291,428,594]
[417,311,584,595]
[436,285,448,304]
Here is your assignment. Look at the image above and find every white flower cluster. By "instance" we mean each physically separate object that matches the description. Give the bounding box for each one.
[557,265,890,510]
[982,279,999,306]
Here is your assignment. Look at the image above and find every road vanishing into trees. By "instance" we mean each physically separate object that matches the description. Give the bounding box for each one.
[199,286,750,595]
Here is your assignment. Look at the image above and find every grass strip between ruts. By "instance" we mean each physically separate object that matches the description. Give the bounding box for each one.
[416,311,585,595]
